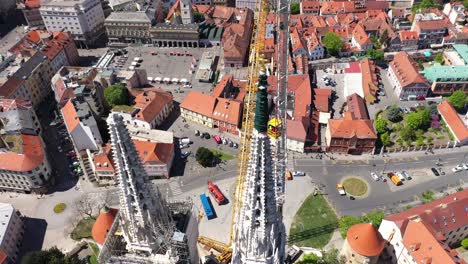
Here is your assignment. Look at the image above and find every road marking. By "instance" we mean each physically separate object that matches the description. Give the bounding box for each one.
[169,181,183,196]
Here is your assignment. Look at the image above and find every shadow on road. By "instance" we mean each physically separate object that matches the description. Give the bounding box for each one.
[288,222,338,243]
[17,217,48,262]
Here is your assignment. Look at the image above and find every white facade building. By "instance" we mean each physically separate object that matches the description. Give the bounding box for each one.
[180,0,193,25]
[0,204,24,264]
[40,0,105,46]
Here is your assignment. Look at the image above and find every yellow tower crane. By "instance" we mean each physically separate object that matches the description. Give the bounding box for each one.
[196,0,270,262]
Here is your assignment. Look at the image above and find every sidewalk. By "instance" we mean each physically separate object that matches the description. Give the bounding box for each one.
[289,145,468,161]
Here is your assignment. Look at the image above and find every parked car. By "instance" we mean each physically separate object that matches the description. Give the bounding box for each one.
[370,172,380,181]
[181,151,191,159]
[292,171,306,176]
[195,130,200,136]
[401,171,411,180]
[203,133,210,139]
[233,143,238,148]
[452,164,465,173]
[431,167,440,176]
[416,95,425,101]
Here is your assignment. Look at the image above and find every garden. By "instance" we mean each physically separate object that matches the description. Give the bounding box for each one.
[375,103,451,150]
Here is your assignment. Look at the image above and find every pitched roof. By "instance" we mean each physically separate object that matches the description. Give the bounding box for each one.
[134,90,173,123]
[415,19,449,31]
[134,140,174,164]
[437,101,468,143]
[212,98,242,125]
[389,51,429,89]
[328,113,377,139]
[93,144,114,172]
[25,0,41,8]
[286,117,310,142]
[402,220,466,264]
[61,99,80,133]
[385,189,468,235]
[0,134,45,172]
[360,58,378,104]
[313,88,331,113]
[180,91,217,118]
[400,30,419,40]
[91,207,118,244]
[352,24,372,47]
[347,93,369,119]
[212,75,234,98]
[0,77,23,98]
[347,223,385,257]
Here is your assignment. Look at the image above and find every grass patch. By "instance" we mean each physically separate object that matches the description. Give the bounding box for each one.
[71,217,96,240]
[421,190,435,203]
[88,242,100,264]
[289,194,338,248]
[53,203,67,214]
[342,177,368,196]
[210,149,236,161]
[113,105,135,113]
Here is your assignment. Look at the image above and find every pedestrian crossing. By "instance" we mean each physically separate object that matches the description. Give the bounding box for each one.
[168,180,183,196]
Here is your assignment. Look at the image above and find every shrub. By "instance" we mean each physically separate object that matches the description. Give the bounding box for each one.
[196,147,215,167]
[400,126,416,143]
[386,105,402,122]
[421,190,435,203]
[405,109,430,130]
[461,238,468,249]
[375,118,388,134]
[381,132,391,146]
[416,137,425,146]
[104,84,129,107]
[426,136,433,144]
[447,91,467,112]
[431,114,441,129]
[290,2,300,14]
[53,203,67,214]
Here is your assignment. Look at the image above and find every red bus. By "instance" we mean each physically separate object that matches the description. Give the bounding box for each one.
[208,181,226,205]
[213,135,221,144]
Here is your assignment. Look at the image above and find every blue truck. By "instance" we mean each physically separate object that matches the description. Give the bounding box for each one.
[200,194,215,220]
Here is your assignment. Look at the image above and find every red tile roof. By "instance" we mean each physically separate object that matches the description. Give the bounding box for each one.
[437,101,468,144]
[400,30,419,40]
[93,144,114,172]
[386,189,468,235]
[134,90,173,123]
[352,24,371,47]
[347,223,385,257]
[347,93,369,119]
[328,112,377,139]
[286,117,310,142]
[180,91,217,118]
[389,51,429,89]
[345,62,361,73]
[0,134,45,172]
[212,75,234,98]
[360,58,377,104]
[0,77,23,98]
[414,19,449,31]
[313,88,331,113]
[91,207,118,244]
[0,250,6,264]
[61,99,80,133]
[212,98,242,125]
[134,140,174,165]
[402,220,466,264]
[301,0,320,12]
[25,0,41,8]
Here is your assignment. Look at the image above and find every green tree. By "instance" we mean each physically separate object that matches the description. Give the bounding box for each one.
[462,238,468,249]
[196,147,215,167]
[339,215,363,238]
[297,249,344,264]
[386,105,402,122]
[375,118,388,134]
[193,11,205,23]
[427,104,438,116]
[464,0,468,8]
[290,2,300,14]
[405,109,430,130]
[379,29,389,47]
[400,126,416,143]
[366,49,384,61]
[104,84,129,107]
[447,91,467,112]
[381,132,391,147]
[434,53,444,64]
[363,210,385,227]
[322,33,344,57]
[22,247,84,264]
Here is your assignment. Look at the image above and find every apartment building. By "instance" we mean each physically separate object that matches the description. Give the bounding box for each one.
[105,12,152,46]
[0,204,24,264]
[423,44,468,95]
[116,89,174,130]
[388,51,430,100]
[378,190,468,264]
[399,30,419,52]
[411,19,448,49]
[61,99,103,151]
[0,52,54,109]
[21,0,45,28]
[40,0,106,47]
[325,112,377,154]
[9,30,80,72]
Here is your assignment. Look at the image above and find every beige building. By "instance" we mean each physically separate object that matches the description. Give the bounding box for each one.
[340,223,384,264]
[150,24,200,48]
[105,12,152,46]
[0,203,24,264]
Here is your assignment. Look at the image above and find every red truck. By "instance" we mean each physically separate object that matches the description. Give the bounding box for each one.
[208,181,226,205]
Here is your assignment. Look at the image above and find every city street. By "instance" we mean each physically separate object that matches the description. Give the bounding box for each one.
[294,148,468,216]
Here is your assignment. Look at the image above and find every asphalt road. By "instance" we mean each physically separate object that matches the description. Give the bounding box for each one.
[295,150,468,216]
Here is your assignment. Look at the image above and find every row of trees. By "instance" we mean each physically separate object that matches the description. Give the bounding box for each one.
[296,249,345,264]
